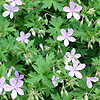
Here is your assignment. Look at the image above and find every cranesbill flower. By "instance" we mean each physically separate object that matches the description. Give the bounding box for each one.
[57,29,76,47]
[0,77,6,94]
[86,77,99,88]
[66,48,81,63]
[65,60,85,79]
[16,31,31,44]
[2,4,19,19]
[14,71,24,82]
[63,1,82,20]
[5,0,22,7]
[4,78,24,99]
[51,75,59,87]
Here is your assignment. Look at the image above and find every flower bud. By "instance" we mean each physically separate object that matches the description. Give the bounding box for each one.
[64,90,68,96]
[84,94,88,100]
[30,28,36,37]
[87,8,95,15]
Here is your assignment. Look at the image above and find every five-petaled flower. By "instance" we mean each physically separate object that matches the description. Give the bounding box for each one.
[14,71,24,82]
[63,1,82,20]
[0,77,6,94]
[86,77,99,88]
[4,78,24,99]
[5,0,22,7]
[65,48,81,63]
[57,29,76,47]
[16,31,31,44]
[65,60,86,79]
[3,4,19,19]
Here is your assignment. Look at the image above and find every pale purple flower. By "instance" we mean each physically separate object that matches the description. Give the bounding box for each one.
[14,71,24,82]
[16,31,31,44]
[57,29,76,47]
[63,1,82,20]
[86,77,99,88]
[0,77,6,94]
[97,19,100,27]
[2,4,19,19]
[5,0,22,7]
[66,48,81,63]
[4,78,24,99]
[65,61,86,79]
[52,68,63,87]
[51,75,59,87]
[51,75,63,87]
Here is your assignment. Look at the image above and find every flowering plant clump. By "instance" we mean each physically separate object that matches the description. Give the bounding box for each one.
[0,0,100,100]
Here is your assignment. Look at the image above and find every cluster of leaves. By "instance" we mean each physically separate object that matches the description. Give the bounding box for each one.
[0,0,100,100]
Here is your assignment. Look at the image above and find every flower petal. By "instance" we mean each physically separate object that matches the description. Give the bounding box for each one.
[76,64,86,70]
[15,0,22,5]
[19,75,24,79]
[89,77,99,82]
[63,6,71,12]
[71,48,76,55]
[87,79,92,88]
[16,80,23,87]
[74,6,82,12]
[15,71,19,78]
[65,65,73,71]
[75,71,82,79]
[24,33,31,38]
[73,60,78,69]
[74,54,81,58]
[10,12,14,19]
[2,11,10,17]
[0,77,5,84]
[57,36,65,41]
[24,39,29,44]
[10,78,17,86]
[16,88,24,95]
[68,37,76,42]
[64,39,69,47]
[20,31,24,37]
[3,4,10,10]
[61,29,67,36]
[67,12,72,19]
[73,12,80,20]
[0,87,3,94]
[70,1,75,10]
[11,90,17,99]
[3,84,13,91]
[67,28,74,36]
[69,71,74,77]
[13,7,19,12]
[16,37,22,42]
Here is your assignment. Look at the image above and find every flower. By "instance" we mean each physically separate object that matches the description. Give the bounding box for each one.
[14,71,24,82]
[86,77,99,88]
[66,48,81,63]
[2,4,19,19]
[97,19,100,27]
[57,29,76,47]
[16,31,31,44]
[65,60,85,79]
[4,78,24,99]
[5,0,22,7]
[0,77,6,94]
[51,75,59,87]
[63,1,82,20]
